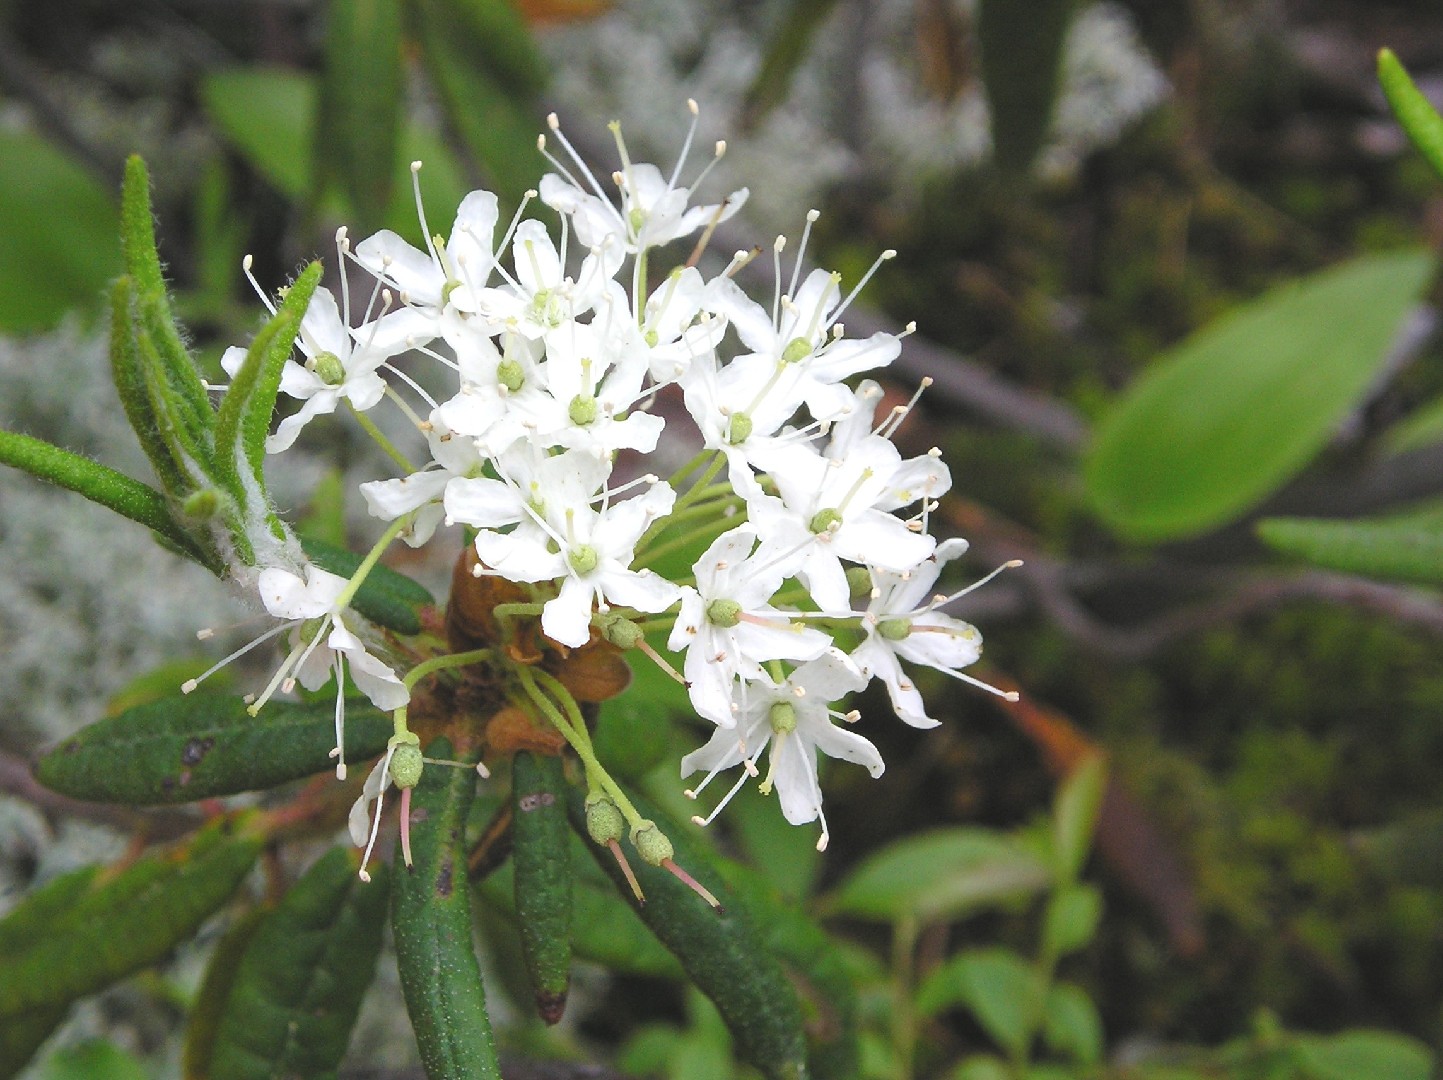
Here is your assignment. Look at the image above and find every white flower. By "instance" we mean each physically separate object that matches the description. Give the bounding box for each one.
[681,651,879,851]
[251,563,409,778]
[668,527,830,727]
[538,105,748,254]
[474,219,623,339]
[358,412,487,547]
[354,187,501,316]
[222,286,424,454]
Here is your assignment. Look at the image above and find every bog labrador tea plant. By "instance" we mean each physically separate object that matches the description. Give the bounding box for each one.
[0,106,1050,1079]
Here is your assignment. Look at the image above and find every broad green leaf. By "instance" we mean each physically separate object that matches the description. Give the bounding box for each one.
[0,130,120,332]
[1085,250,1437,541]
[568,790,810,1080]
[35,693,392,804]
[1291,1029,1432,1080]
[1257,511,1443,585]
[203,848,389,1080]
[1378,50,1443,182]
[916,948,1043,1058]
[1041,883,1102,959]
[301,534,435,636]
[0,1007,67,1079]
[978,0,1077,173]
[1052,754,1105,882]
[315,0,404,229]
[0,815,263,1015]
[1041,982,1103,1065]
[391,739,501,1079]
[203,70,317,199]
[826,828,1050,923]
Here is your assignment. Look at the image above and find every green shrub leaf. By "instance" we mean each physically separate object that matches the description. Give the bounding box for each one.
[202,847,389,1080]
[1378,49,1443,182]
[1085,250,1436,541]
[35,693,392,804]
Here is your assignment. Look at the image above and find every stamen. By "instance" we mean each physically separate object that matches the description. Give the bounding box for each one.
[410,162,439,265]
[787,209,821,300]
[241,255,278,316]
[359,741,399,882]
[832,249,896,325]
[181,620,293,694]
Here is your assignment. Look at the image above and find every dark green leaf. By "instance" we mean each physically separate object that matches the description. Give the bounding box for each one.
[739,0,841,129]
[1381,392,1443,455]
[302,534,435,636]
[1290,1029,1432,1080]
[391,738,501,1079]
[826,828,1050,923]
[437,0,549,97]
[1085,250,1437,541]
[412,0,543,206]
[316,0,404,229]
[0,1007,68,1080]
[204,847,389,1080]
[568,790,809,1080]
[183,906,268,1080]
[978,0,1077,173]
[0,130,120,332]
[0,815,263,1015]
[1378,49,1443,183]
[511,752,573,1024]
[35,693,393,804]
[0,426,211,567]
[1257,512,1443,585]
[915,947,1043,1058]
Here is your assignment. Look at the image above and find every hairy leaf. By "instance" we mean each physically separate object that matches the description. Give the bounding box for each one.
[35,694,392,804]
[202,848,389,1080]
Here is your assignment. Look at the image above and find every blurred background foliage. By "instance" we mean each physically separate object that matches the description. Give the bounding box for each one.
[5,0,1443,1076]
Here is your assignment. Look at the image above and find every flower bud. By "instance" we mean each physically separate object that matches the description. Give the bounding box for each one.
[585,792,625,846]
[599,613,644,650]
[630,820,674,866]
[845,565,873,598]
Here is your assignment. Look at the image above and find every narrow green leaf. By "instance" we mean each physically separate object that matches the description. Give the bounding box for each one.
[0,130,120,332]
[109,277,191,495]
[316,0,404,229]
[0,815,263,1015]
[1291,1029,1432,1080]
[1052,755,1105,883]
[121,158,216,439]
[204,848,389,1080]
[135,316,214,479]
[978,0,1077,173]
[738,0,840,128]
[1041,983,1103,1066]
[440,0,549,96]
[213,262,322,495]
[826,828,1051,924]
[1085,250,1437,541]
[915,948,1044,1058]
[0,426,209,564]
[1378,49,1443,182]
[412,0,543,206]
[511,752,573,1024]
[391,738,501,1079]
[35,693,393,805]
[302,535,435,636]
[1257,512,1443,585]
[568,790,810,1080]
[1381,391,1443,456]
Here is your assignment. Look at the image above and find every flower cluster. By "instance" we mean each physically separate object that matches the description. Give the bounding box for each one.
[203,103,1014,861]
